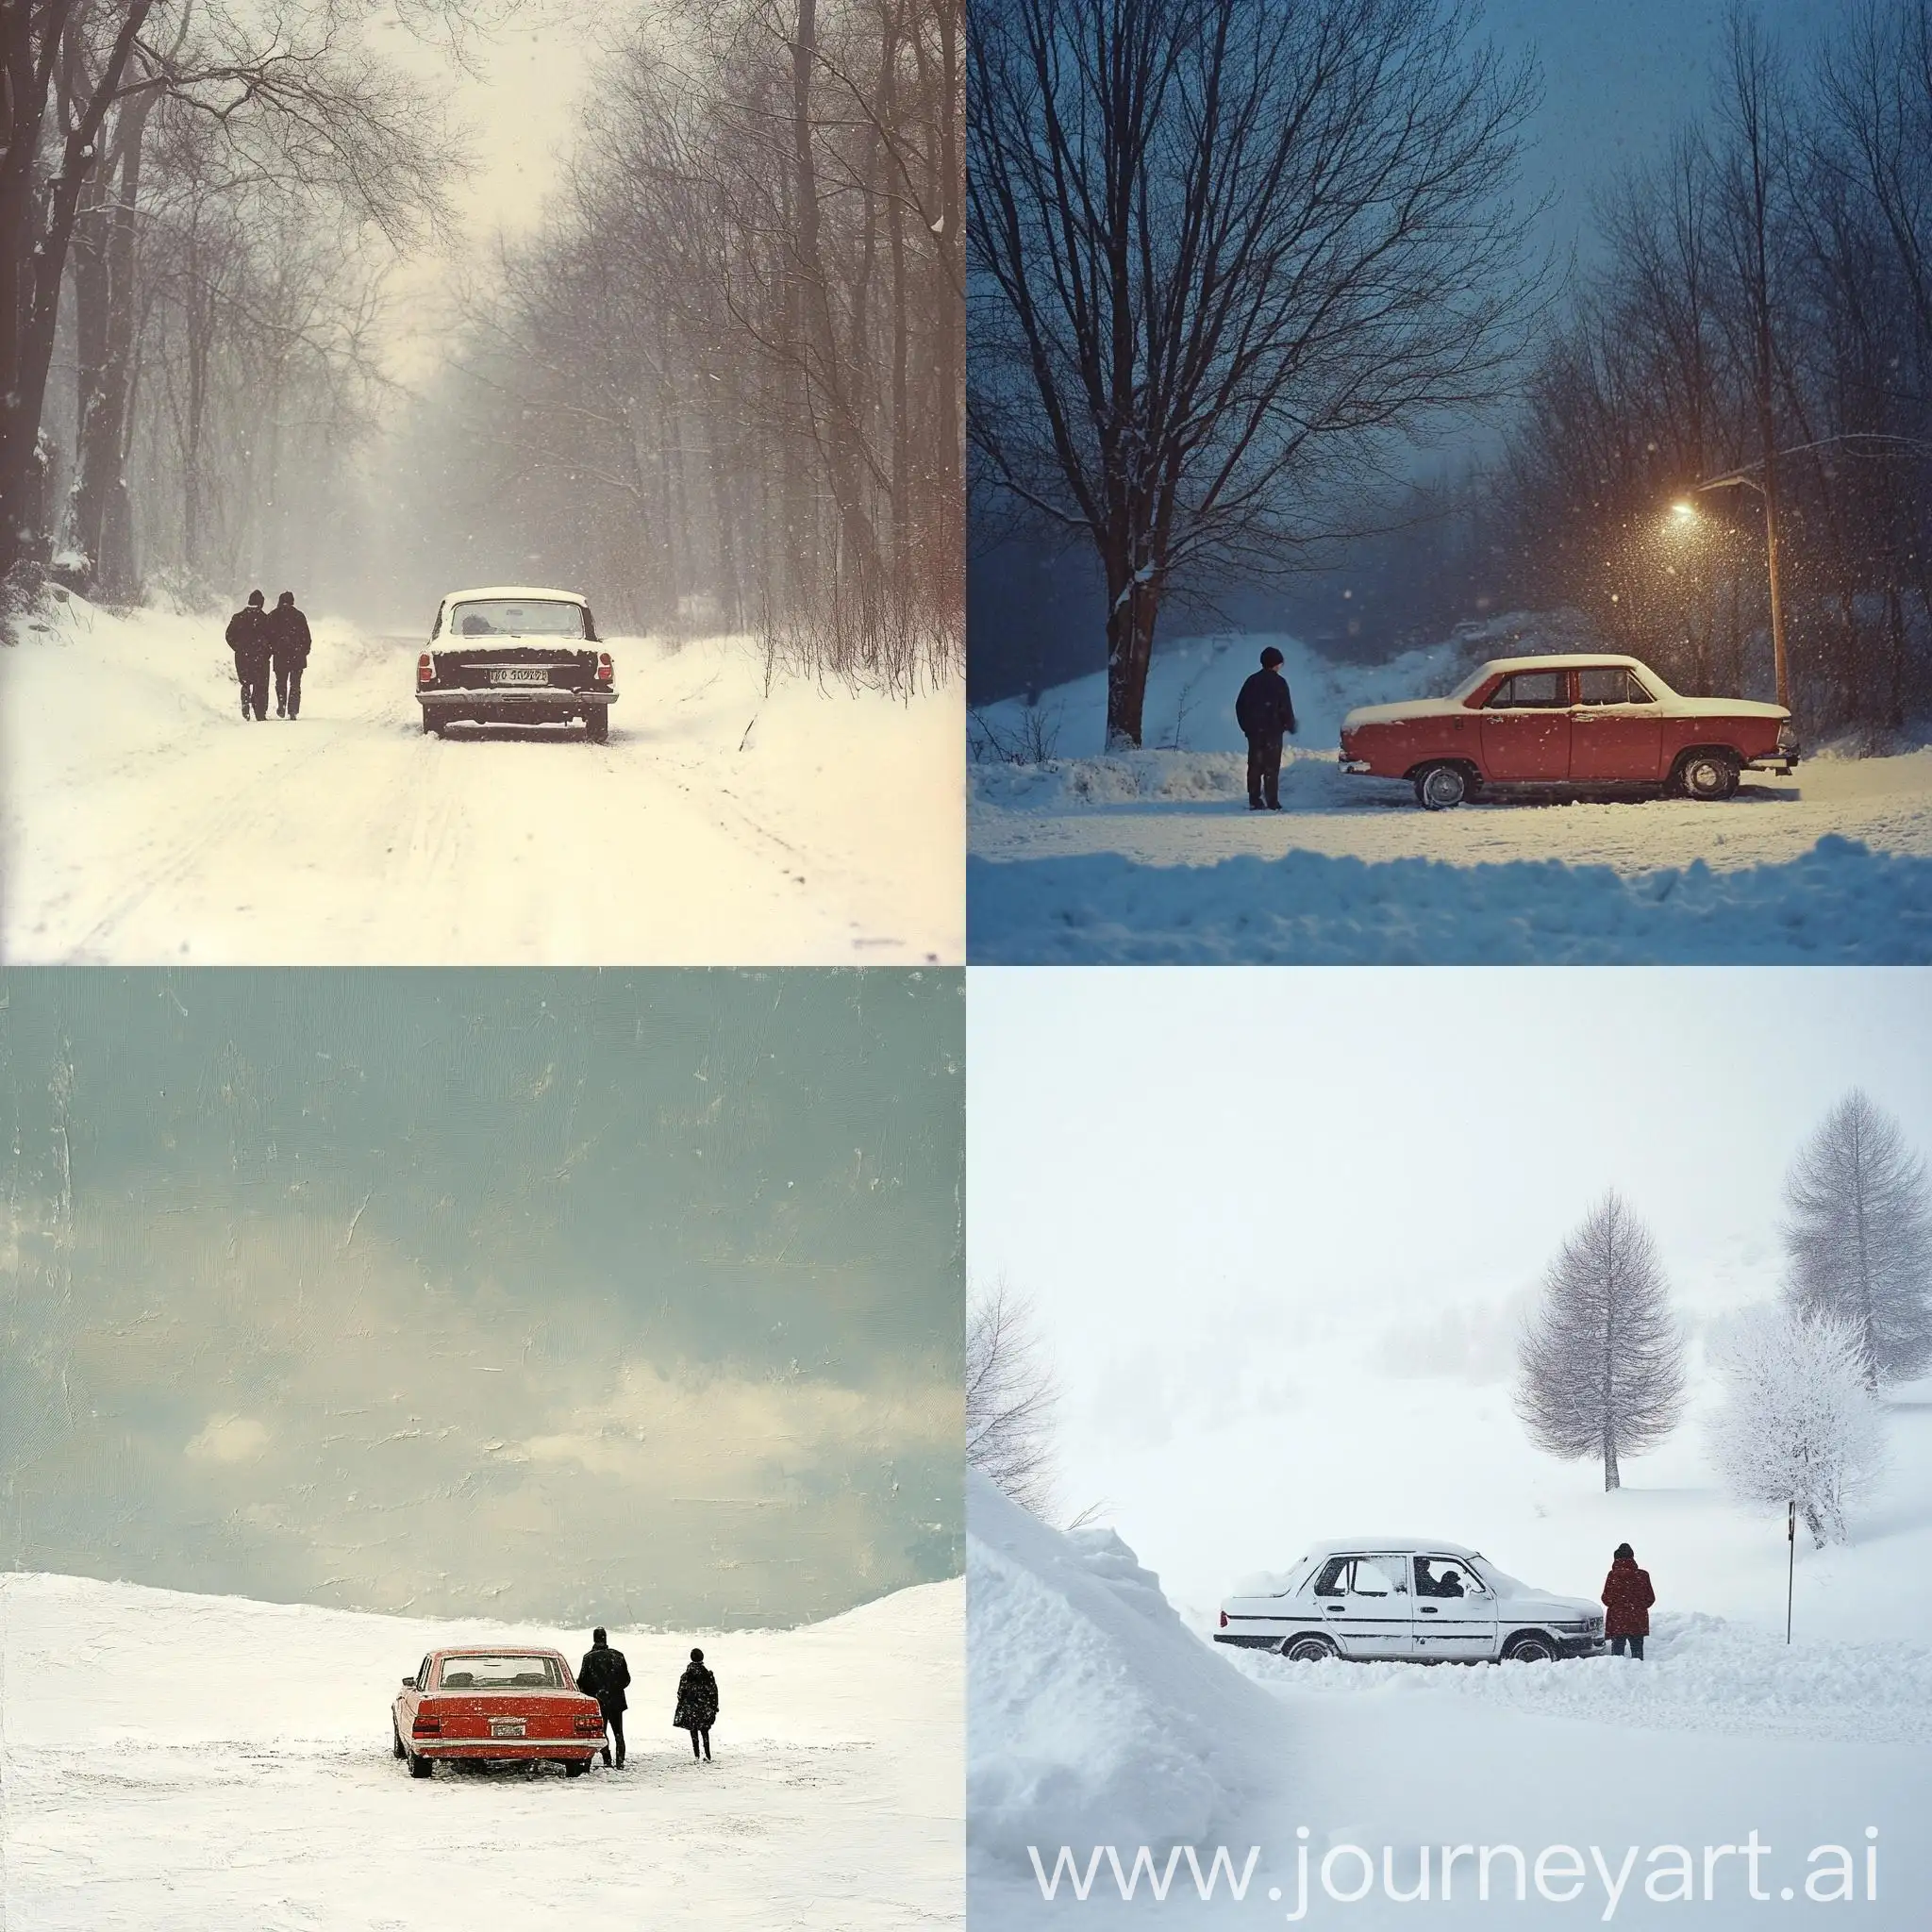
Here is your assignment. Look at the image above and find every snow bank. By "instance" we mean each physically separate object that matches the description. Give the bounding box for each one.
[968,838,1932,964]
[968,1470,1287,1864]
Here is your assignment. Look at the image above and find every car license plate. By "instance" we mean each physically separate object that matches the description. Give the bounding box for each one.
[489,1718,526,1739]
[490,667,551,685]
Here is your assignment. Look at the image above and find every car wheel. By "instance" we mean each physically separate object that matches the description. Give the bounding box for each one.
[1503,1632,1557,1663]
[392,1722,406,1760]
[1281,1633,1339,1663]
[1414,762,1469,810]
[1677,750,1739,800]
[408,1748,434,1777]
[584,709,608,743]
[565,1758,589,1777]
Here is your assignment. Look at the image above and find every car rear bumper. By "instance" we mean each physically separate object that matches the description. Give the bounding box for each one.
[1744,753,1798,773]
[411,1738,600,1758]
[1339,756,1374,774]
[1210,1630,1283,1650]
[419,689,615,711]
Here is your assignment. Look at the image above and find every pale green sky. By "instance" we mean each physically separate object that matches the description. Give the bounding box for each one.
[0,969,962,1628]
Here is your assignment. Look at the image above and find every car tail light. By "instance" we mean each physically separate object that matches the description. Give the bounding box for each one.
[575,1714,606,1737]
[412,1714,441,1736]
[418,653,433,686]
[1219,1609,1228,1628]
[595,652,612,683]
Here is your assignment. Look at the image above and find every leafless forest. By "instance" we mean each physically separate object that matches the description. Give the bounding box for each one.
[1497,2,1932,740]
[1,0,962,688]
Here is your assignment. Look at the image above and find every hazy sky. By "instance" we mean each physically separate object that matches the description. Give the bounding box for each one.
[969,967,1932,1542]
[1,970,963,1628]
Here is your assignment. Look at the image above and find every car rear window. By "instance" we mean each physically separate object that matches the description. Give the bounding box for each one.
[446,599,588,641]
[436,1655,564,1690]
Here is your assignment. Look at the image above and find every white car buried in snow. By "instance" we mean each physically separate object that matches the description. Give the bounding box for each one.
[1215,1541,1606,1663]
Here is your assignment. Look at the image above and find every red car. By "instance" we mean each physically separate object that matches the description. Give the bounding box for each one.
[391,1648,608,1778]
[1339,654,1797,809]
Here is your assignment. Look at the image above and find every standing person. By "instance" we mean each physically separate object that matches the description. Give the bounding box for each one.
[266,590,312,719]
[1601,1542,1656,1659]
[1234,645,1298,811]
[577,1626,631,1768]
[225,590,271,722]
[674,1646,719,1762]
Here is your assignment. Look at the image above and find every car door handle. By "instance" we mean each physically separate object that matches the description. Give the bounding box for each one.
[1323,1605,1345,1614]
[1418,1606,1439,1614]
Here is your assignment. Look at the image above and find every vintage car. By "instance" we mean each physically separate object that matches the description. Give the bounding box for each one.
[417,586,616,741]
[391,1647,608,1777]
[1338,653,1797,808]
[1214,1540,1607,1663]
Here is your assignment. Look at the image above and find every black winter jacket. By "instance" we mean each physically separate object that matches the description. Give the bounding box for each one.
[266,604,312,663]
[674,1660,719,1729]
[1235,667,1297,739]
[225,607,270,663]
[577,1642,630,1712]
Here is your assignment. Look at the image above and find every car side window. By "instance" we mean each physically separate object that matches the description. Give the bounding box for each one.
[1577,667,1654,706]
[1311,1557,1352,1596]
[416,1656,431,1690]
[1415,1557,1469,1598]
[1350,1556,1407,1597]
[1486,671,1567,709]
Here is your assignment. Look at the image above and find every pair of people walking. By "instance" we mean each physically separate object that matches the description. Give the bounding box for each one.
[225,589,311,721]
[576,1630,720,1769]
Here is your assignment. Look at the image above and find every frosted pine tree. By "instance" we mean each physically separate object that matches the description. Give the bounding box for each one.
[1708,1307,1888,1546]
[1782,1091,1932,1389]
[1515,1191,1686,1490]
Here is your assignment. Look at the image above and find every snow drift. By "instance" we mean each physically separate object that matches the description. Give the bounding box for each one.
[967,1470,1287,1867]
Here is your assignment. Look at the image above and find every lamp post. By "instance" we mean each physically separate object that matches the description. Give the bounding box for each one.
[1690,465,1789,713]
[1786,1498,1795,1644]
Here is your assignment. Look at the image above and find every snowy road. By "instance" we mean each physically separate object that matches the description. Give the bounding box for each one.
[2,598,962,963]
[1,1573,963,1930]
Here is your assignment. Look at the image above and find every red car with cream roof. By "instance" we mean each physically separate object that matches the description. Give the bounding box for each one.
[1338,653,1796,808]
[391,1647,607,1778]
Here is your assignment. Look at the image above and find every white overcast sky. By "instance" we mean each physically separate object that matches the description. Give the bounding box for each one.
[969,967,1932,1454]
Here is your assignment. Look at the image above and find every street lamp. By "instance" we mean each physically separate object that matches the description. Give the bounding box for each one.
[1690,464,1789,713]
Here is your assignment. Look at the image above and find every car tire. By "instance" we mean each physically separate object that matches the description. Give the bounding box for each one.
[565,1758,589,1777]
[1414,762,1470,810]
[408,1748,434,1777]
[1676,750,1739,800]
[1281,1633,1339,1662]
[1503,1632,1557,1663]
[392,1722,406,1760]
[584,709,608,744]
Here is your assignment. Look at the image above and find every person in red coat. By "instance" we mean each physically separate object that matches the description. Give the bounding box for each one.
[1601,1542,1656,1659]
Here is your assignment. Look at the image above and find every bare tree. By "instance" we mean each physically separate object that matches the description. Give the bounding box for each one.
[1782,1090,1932,1389]
[1514,1191,1686,1491]
[1708,1304,1888,1546]
[965,1274,1060,1517]
[968,0,1541,748]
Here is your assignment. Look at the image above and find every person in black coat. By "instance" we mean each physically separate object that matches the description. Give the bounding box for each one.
[674,1646,719,1761]
[1234,645,1297,810]
[266,590,312,719]
[577,1627,631,1768]
[225,590,271,721]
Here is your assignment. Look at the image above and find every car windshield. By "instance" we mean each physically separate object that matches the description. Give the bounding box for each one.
[436,1655,563,1691]
[446,598,588,641]
[1447,664,1494,703]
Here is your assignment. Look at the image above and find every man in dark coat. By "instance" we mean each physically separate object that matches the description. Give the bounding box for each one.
[225,590,271,721]
[266,590,312,719]
[674,1646,719,1761]
[1234,645,1297,810]
[1601,1542,1656,1659]
[577,1626,631,1768]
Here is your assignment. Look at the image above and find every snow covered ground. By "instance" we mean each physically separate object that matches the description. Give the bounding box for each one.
[969,625,1932,962]
[0,1571,962,1930]
[969,1376,1932,1929]
[1,594,962,963]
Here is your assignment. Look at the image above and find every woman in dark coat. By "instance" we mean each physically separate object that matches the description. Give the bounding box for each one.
[675,1646,719,1760]
[1601,1542,1656,1659]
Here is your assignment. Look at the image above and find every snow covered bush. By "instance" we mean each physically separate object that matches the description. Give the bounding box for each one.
[1708,1306,1889,1547]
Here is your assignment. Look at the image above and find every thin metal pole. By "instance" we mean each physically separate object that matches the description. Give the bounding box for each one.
[1761,475,1790,712]
[1786,1499,1795,1644]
